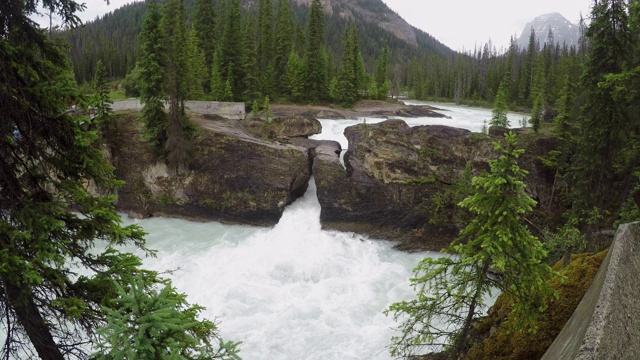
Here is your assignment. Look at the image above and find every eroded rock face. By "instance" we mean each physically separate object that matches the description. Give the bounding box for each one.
[242,116,322,140]
[110,115,311,226]
[313,119,556,251]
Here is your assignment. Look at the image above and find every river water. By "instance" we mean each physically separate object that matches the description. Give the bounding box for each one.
[3,102,521,359]
[118,102,522,359]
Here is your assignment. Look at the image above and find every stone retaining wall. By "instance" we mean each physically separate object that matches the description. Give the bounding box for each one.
[542,222,640,359]
[112,100,245,120]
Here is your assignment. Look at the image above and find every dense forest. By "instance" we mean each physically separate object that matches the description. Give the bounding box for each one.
[64,0,452,102]
[64,0,591,117]
[3,0,640,358]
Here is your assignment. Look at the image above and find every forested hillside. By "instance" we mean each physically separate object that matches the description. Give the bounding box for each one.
[65,0,452,87]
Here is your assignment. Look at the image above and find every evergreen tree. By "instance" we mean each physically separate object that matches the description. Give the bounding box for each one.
[139,0,168,152]
[490,80,509,127]
[285,50,306,101]
[220,0,243,101]
[194,0,217,83]
[162,0,193,173]
[241,15,261,102]
[350,25,367,97]
[386,133,557,358]
[304,0,328,101]
[521,28,538,106]
[93,280,241,360]
[333,25,358,106]
[258,0,275,97]
[274,0,294,95]
[91,59,114,132]
[210,52,225,101]
[530,90,544,133]
[374,43,390,100]
[186,27,207,100]
[572,0,632,216]
[1,1,152,357]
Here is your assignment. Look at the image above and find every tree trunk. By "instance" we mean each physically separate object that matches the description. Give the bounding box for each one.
[3,280,64,360]
[452,263,489,359]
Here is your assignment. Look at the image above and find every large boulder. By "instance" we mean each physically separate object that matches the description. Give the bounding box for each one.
[241,116,322,140]
[109,114,311,226]
[313,119,556,251]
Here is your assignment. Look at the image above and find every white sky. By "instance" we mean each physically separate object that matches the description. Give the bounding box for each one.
[40,0,593,51]
[381,0,593,51]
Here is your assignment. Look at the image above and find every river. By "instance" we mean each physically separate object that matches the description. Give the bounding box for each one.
[2,102,520,359]
[118,101,520,359]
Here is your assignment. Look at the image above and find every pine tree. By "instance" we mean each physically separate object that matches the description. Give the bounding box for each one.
[350,25,367,98]
[386,133,557,358]
[162,0,193,173]
[258,0,275,97]
[186,27,207,100]
[374,43,390,100]
[139,0,168,152]
[530,90,544,133]
[274,0,294,95]
[241,15,261,102]
[93,280,241,360]
[332,25,356,106]
[304,0,328,101]
[220,0,243,101]
[1,1,151,357]
[91,59,114,132]
[285,50,306,101]
[490,80,509,127]
[194,0,217,81]
[572,0,632,216]
[521,28,538,106]
[210,52,225,101]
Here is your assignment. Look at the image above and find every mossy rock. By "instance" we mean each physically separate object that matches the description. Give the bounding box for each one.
[463,250,608,360]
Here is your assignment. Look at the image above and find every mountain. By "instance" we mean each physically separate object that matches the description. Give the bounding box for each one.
[64,0,454,84]
[516,12,580,49]
[290,0,418,46]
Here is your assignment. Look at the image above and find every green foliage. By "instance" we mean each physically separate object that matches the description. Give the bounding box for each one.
[285,50,306,102]
[529,91,544,133]
[92,59,114,132]
[304,0,329,102]
[240,16,261,103]
[374,43,390,100]
[387,133,558,358]
[570,0,634,216]
[615,172,640,227]
[221,0,243,101]
[490,80,509,127]
[0,1,155,357]
[332,24,359,106]
[194,0,217,87]
[465,250,607,360]
[163,0,193,173]
[93,280,241,360]
[274,0,294,95]
[544,223,586,268]
[139,0,167,152]
[121,65,142,97]
[186,27,207,100]
[263,96,273,123]
[427,162,474,226]
[210,53,225,101]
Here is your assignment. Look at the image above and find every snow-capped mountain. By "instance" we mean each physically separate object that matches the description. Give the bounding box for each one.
[516,12,580,49]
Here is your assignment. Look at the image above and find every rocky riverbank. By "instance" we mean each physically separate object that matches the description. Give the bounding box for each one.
[108,101,556,251]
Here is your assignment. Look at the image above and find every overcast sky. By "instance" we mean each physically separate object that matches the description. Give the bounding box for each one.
[41,0,592,51]
[380,0,593,51]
